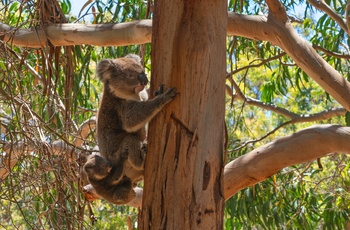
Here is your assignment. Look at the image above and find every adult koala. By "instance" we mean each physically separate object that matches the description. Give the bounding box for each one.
[84,54,176,204]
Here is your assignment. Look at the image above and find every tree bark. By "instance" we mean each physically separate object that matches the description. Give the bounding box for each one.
[0,21,152,48]
[139,0,227,229]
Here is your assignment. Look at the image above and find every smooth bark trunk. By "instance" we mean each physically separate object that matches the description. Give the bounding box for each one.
[139,0,227,229]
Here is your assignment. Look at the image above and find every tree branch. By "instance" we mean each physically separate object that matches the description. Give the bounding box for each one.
[226,12,350,112]
[83,184,143,208]
[226,51,287,77]
[265,0,288,22]
[77,124,350,204]
[72,116,96,147]
[0,20,152,48]
[224,124,350,200]
[313,44,350,59]
[0,117,96,181]
[0,139,75,181]
[3,10,350,112]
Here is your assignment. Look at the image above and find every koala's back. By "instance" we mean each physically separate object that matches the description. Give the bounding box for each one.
[96,55,147,157]
[97,91,126,159]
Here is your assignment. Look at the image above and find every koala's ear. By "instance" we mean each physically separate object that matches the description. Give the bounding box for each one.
[96,59,113,82]
[125,54,142,65]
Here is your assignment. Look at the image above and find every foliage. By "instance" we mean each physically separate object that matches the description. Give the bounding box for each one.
[0,0,349,229]
[224,0,350,228]
[0,0,150,228]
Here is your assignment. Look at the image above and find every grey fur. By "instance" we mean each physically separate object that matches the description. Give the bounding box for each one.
[85,54,177,204]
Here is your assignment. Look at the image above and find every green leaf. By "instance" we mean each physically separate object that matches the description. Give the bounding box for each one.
[9,1,19,13]
[345,111,350,126]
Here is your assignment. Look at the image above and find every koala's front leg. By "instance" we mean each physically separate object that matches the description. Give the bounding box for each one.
[122,87,177,132]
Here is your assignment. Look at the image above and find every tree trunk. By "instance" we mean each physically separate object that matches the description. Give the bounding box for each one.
[139,0,227,229]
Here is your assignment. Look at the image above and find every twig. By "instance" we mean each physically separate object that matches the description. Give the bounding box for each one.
[230,120,293,151]
[226,52,287,78]
[313,44,350,59]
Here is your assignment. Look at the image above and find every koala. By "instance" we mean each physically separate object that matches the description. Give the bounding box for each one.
[88,54,176,204]
[83,154,135,205]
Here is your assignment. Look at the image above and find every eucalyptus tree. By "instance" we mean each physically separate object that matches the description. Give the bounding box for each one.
[0,0,349,229]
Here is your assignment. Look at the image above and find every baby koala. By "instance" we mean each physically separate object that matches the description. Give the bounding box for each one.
[83,154,135,205]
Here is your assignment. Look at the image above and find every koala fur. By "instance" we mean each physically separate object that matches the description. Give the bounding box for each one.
[87,54,176,204]
[83,154,135,205]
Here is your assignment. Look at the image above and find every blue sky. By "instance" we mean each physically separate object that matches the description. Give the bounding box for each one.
[70,0,95,21]
[70,1,85,16]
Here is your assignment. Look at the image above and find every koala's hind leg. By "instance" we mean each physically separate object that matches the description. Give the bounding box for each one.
[118,134,146,170]
[108,162,126,185]
[112,178,136,204]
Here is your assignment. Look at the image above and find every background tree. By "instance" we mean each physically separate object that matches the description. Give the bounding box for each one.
[0,0,349,229]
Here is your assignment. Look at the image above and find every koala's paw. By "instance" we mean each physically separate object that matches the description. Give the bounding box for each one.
[141,141,148,154]
[162,87,177,100]
[154,85,177,105]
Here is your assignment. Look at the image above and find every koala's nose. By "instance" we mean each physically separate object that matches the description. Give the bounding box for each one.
[138,72,149,85]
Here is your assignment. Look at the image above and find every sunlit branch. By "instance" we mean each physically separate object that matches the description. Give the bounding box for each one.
[0,20,152,48]
[224,124,350,199]
[72,116,96,147]
[259,0,350,111]
[2,9,350,110]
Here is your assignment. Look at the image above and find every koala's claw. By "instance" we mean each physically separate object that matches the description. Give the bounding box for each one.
[165,87,177,98]
[141,142,148,153]
[154,84,165,96]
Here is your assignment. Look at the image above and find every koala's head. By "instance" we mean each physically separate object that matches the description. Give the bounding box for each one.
[96,54,148,101]
[84,154,112,180]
